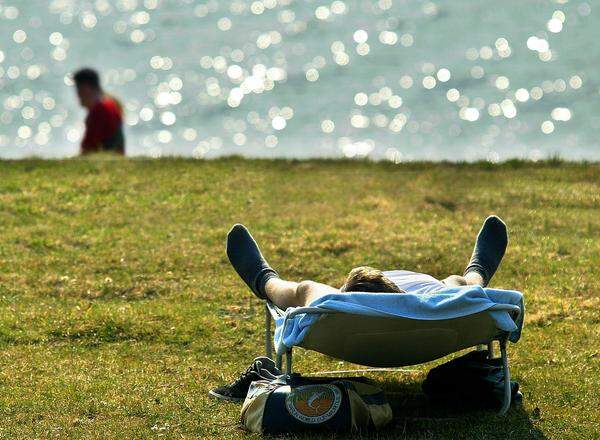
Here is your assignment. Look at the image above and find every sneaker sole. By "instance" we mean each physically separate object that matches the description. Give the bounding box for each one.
[208,389,245,402]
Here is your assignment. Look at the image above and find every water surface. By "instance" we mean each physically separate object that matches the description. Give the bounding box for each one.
[0,0,598,160]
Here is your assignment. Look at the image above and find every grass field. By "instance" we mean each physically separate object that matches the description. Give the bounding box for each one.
[0,157,598,439]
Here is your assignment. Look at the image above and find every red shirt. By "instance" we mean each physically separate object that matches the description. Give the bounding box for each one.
[81,96,124,154]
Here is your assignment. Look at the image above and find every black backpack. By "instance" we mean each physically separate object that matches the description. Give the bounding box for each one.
[422,350,521,408]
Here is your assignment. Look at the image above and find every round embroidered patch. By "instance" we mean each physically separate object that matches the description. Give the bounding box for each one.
[285,384,342,424]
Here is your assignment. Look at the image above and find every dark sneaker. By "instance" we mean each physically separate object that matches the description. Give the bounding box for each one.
[209,357,281,402]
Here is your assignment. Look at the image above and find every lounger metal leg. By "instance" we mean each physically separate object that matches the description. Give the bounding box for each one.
[487,341,495,359]
[265,305,272,359]
[498,339,511,416]
[285,349,293,377]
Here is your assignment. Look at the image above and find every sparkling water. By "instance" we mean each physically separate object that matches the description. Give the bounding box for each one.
[0,0,598,160]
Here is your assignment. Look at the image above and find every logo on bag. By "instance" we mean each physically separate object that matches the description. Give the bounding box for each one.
[285,384,342,424]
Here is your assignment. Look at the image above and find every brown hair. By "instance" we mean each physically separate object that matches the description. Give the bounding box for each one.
[340,266,403,293]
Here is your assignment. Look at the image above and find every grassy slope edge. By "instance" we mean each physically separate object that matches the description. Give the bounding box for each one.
[0,158,597,439]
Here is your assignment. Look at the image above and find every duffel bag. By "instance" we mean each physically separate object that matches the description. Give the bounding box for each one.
[241,374,392,434]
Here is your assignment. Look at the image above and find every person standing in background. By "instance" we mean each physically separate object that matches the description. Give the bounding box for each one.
[73,68,125,155]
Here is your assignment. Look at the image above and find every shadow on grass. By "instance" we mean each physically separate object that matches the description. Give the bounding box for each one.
[286,380,545,439]
[378,381,545,439]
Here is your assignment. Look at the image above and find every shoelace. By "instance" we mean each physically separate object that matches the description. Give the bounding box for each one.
[231,360,265,388]
[252,360,279,380]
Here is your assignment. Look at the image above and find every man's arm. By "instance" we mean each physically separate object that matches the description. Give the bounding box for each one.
[264,278,339,309]
[81,107,108,154]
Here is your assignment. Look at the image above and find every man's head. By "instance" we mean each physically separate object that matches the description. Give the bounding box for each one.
[73,68,102,109]
[340,266,403,293]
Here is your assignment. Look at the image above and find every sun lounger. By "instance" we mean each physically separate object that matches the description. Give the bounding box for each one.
[263,286,524,415]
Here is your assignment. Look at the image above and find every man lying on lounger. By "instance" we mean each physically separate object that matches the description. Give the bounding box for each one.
[210,216,509,401]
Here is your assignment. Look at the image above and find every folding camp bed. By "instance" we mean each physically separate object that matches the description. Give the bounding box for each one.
[263,294,523,415]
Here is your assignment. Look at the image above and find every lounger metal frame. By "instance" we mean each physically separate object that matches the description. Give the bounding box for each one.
[264,302,521,416]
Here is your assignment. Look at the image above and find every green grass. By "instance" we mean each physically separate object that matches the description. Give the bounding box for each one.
[0,157,598,439]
